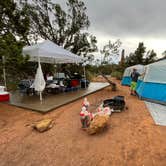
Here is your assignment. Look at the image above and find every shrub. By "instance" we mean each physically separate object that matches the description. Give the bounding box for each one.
[86,71,96,81]
[111,71,123,80]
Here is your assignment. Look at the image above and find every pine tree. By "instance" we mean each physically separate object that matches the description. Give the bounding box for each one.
[144,50,157,64]
[125,42,146,66]
[125,43,158,66]
[134,42,146,64]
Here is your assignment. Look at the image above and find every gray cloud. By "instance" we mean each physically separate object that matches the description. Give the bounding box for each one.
[53,0,166,55]
[84,0,166,38]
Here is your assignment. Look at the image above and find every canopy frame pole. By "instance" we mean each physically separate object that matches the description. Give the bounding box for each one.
[57,64,59,79]
[39,91,42,103]
[2,56,7,90]
[38,55,43,104]
[83,65,86,88]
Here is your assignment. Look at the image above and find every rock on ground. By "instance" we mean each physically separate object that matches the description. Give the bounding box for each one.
[87,115,109,135]
[33,118,53,132]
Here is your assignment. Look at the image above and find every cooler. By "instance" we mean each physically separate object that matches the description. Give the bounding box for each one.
[0,92,10,101]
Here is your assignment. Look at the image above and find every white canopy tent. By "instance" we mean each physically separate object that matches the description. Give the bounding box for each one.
[22,40,85,101]
[23,40,84,64]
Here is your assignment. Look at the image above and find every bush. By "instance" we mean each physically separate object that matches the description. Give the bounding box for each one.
[7,81,18,91]
[111,71,123,80]
[86,70,96,81]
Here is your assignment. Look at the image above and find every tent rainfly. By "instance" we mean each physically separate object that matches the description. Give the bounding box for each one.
[121,64,144,86]
[136,59,166,105]
[23,40,84,64]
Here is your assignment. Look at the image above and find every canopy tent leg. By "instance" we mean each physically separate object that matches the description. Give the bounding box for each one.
[83,65,86,88]
[39,91,42,103]
[38,56,42,103]
[2,56,7,90]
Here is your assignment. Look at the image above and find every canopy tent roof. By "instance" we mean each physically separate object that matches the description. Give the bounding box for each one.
[23,40,84,64]
[123,64,144,77]
[143,59,166,83]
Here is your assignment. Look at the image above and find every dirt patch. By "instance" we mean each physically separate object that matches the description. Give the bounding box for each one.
[0,119,7,128]
[0,78,166,166]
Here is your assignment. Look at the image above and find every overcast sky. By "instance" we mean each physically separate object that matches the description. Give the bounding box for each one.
[83,0,166,57]
[54,0,166,58]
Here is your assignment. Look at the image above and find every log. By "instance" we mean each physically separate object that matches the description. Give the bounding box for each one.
[99,72,116,91]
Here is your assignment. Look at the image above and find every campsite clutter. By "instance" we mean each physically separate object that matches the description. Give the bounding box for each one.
[80,96,126,134]
[17,40,87,97]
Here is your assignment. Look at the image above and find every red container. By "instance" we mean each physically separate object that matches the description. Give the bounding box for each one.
[0,93,10,101]
[71,79,80,87]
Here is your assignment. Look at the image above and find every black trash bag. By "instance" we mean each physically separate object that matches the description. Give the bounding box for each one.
[103,96,125,111]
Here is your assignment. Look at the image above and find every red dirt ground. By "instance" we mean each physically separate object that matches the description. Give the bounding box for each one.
[0,78,166,166]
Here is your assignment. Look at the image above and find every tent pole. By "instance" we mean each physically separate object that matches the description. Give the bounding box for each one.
[83,65,86,88]
[40,91,42,103]
[2,56,7,90]
[58,64,59,79]
[38,56,43,103]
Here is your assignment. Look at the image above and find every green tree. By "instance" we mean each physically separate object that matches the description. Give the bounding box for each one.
[0,34,30,81]
[100,39,122,65]
[125,53,135,66]
[144,50,157,64]
[20,0,97,57]
[162,50,166,59]
[125,42,146,66]
[0,0,30,85]
[0,0,30,42]
[125,43,158,66]
[133,42,146,64]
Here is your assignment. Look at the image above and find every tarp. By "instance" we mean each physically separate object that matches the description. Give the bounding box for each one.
[145,101,166,126]
[33,62,46,92]
[136,59,166,104]
[23,40,84,64]
[121,64,144,86]
[33,62,46,101]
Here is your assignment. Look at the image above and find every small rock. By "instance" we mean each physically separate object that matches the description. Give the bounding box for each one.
[33,118,53,132]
